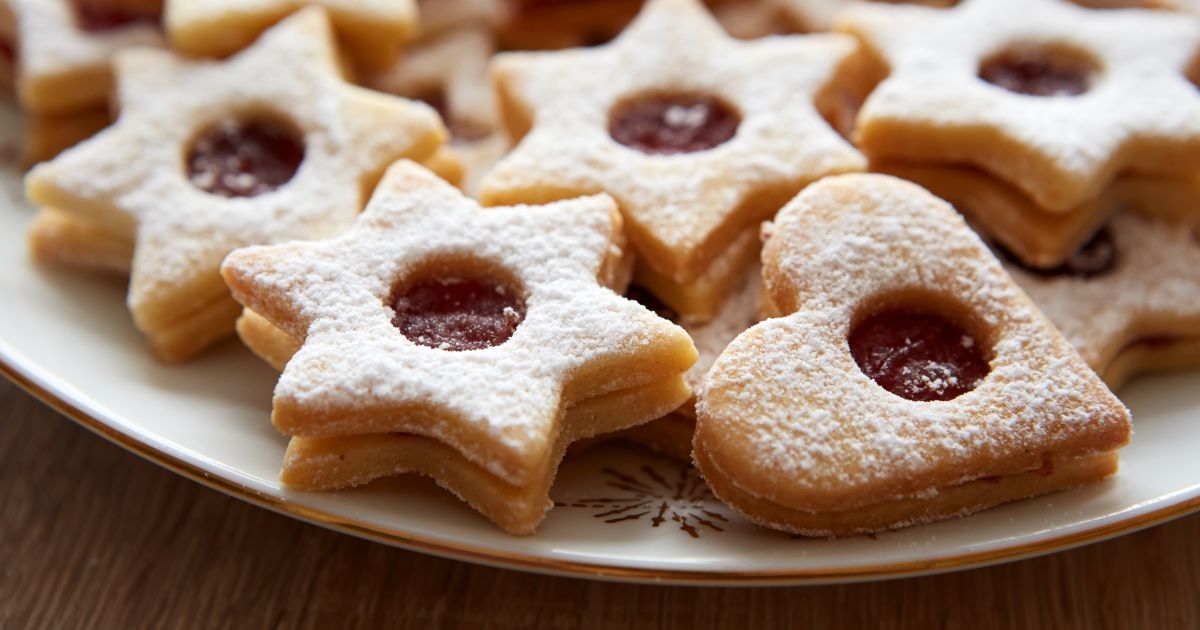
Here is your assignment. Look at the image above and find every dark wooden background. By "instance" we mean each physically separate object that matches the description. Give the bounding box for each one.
[3,377,1198,629]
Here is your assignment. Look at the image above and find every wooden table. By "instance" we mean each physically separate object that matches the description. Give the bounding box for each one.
[3,377,1197,629]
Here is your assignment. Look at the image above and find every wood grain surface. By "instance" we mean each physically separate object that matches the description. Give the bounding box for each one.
[2,377,1198,630]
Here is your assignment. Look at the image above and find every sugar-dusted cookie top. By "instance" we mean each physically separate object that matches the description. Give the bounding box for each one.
[480,0,864,286]
[7,0,163,114]
[26,7,445,358]
[839,0,1200,211]
[165,0,417,69]
[222,161,697,488]
[696,174,1130,513]
[1003,212,1200,376]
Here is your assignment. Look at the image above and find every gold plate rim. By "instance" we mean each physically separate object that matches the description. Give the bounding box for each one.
[5,356,1198,585]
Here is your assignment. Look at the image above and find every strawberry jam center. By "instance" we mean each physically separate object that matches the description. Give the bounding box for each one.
[390,278,524,351]
[979,47,1093,97]
[1002,227,1118,279]
[186,117,304,198]
[609,94,739,155]
[71,0,160,32]
[850,309,989,402]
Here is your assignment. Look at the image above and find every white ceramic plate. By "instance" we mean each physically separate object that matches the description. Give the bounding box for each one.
[2,104,1199,586]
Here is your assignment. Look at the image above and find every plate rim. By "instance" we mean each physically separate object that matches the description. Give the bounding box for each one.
[5,350,1200,586]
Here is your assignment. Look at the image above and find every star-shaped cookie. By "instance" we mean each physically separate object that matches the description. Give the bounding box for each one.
[839,0,1200,212]
[6,0,162,114]
[26,7,447,361]
[1004,212,1200,389]
[220,161,696,533]
[165,0,417,69]
[480,0,864,288]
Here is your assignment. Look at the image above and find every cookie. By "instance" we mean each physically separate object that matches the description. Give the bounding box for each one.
[220,160,697,534]
[165,0,418,70]
[482,0,864,320]
[838,0,1200,212]
[4,0,162,115]
[1001,212,1200,390]
[874,161,1200,268]
[26,8,447,361]
[694,173,1131,537]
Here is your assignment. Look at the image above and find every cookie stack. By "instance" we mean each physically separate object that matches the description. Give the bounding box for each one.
[16,0,1200,537]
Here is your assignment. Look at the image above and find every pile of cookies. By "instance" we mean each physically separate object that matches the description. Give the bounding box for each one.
[12,0,1200,537]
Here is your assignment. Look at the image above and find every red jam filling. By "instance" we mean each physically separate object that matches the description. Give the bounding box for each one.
[609,94,739,155]
[186,118,304,198]
[1001,227,1118,279]
[390,277,524,351]
[979,48,1093,97]
[849,308,989,402]
[71,0,160,32]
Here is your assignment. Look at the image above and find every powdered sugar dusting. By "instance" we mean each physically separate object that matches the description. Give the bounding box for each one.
[25,8,445,327]
[1007,212,1200,370]
[840,0,1200,210]
[697,174,1129,510]
[222,161,694,485]
[480,0,864,284]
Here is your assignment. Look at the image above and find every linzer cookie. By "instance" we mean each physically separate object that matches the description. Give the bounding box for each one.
[1001,212,1200,390]
[368,26,507,196]
[165,0,417,69]
[4,0,162,115]
[694,174,1131,537]
[838,0,1200,213]
[25,8,447,361]
[481,0,864,322]
[220,161,696,534]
